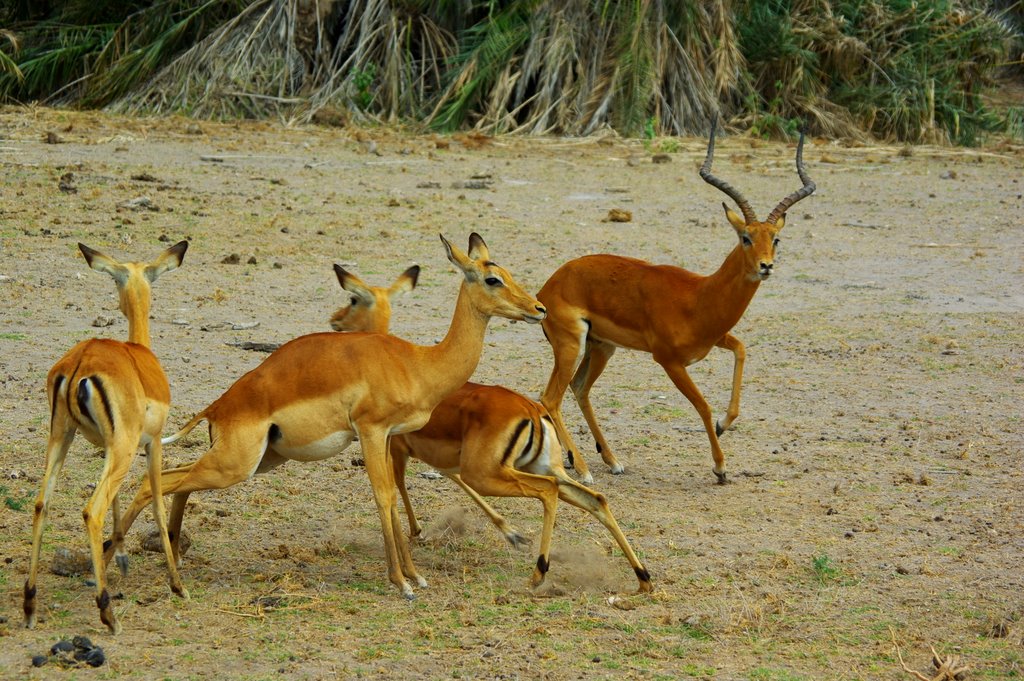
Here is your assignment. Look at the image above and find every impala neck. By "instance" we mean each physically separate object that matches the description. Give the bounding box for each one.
[422,281,490,400]
[123,286,152,348]
[701,244,761,332]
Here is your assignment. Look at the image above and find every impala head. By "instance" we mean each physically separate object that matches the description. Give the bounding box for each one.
[79,240,189,320]
[440,233,547,324]
[329,264,420,334]
[699,116,815,282]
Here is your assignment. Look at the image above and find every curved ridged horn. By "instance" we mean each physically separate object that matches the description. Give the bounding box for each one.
[766,128,816,225]
[699,116,757,224]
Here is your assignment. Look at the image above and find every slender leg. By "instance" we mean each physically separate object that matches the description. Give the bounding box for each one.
[109,494,129,576]
[361,429,416,598]
[550,469,653,592]
[460,461,559,587]
[570,340,622,473]
[83,436,137,634]
[659,360,728,483]
[24,425,75,629]
[714,333,746,436]
[390,442,423,539]
[540,321,593,483]
[386,436,426,588]
[447,474,528,549]
[145,440,188,598]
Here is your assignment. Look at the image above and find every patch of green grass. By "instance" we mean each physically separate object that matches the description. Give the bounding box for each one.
[0,332,27,340]
[811,554,840,585]
[1,484,33,511]
[750,667,807,681]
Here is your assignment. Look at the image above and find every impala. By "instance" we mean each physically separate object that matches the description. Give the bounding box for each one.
[330,270,651,592]
[538,118,815,484]
[24,241,189,634]
[108,234,546,598]
[389,383,653,593]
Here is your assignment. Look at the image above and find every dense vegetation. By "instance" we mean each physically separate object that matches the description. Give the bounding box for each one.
[1,0,1020,144]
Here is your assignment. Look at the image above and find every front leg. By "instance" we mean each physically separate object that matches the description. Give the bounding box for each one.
[714,333,746,436]
[362,430,416,599]
[659,360,729,484]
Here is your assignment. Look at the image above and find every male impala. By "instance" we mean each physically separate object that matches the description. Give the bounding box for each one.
[108,234,546,599]
[329,270,652,592]
[24,241,189,634]
[538,118,815,484]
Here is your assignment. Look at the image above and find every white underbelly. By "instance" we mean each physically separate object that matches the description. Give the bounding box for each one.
[275,430,356,462]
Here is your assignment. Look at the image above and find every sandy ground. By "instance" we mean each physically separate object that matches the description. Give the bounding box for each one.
[0,107,1022,680]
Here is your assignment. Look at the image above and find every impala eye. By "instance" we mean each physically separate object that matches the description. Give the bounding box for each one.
[773,238,780,248]
[485,276,503,287]
[350,296,359,306]
[741,235,753,247]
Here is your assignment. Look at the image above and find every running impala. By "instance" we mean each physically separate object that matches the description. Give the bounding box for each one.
[538,118,815,484]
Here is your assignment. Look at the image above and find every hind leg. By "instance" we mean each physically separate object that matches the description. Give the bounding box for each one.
[570,340,622,474]
[24,424,75,629]
[540,318,593,483]
[145,439,189,599]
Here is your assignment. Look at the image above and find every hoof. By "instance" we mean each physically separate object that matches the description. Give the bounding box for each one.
[610,463,625,475]
[415,576,428,588]
[715,420,725,437]
[579,472,594,485]
[402,590,416,601]
[506,532,531,550]
[115,553,130,577]
[173,585,191,600]
[714,470,729,485]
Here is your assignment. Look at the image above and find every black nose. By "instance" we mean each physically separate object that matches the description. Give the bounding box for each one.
[759,262,773,273]
[535,304,547,315]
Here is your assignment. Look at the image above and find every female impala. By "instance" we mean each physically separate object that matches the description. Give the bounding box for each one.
[538,119,815,484]
[24,241,189,635]
[109,234,546,599]
[329,269,652,593]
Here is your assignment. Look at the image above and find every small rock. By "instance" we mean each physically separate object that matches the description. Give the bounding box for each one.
[221,253,241,265]
[50,547,92,576]
[940,170,957,180]
[50,640,74,655]
[606,208,632,223]
[58,172,77,194]
[118,196,158,211]
[44,131,63,144]
[247,256,258,265]
[131,172,159,182]
[92,315,116,328]
[32,655,48,667]
[651,153,671,164]
[416,181,442,189]
[185,123,204,135]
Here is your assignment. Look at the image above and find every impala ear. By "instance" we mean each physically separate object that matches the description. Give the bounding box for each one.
[144,240,188,283]
[467,232,490,261]
[334,264,374,305]
[441,234,478,281]
[722,203,747,232]
[79,243,130,286]
[775,214,787,230]
[390,265,420,295]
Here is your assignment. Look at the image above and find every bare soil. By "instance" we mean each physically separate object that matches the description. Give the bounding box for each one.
[1,107,1022,681]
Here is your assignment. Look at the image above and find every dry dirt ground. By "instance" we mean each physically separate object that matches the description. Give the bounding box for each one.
[0,107,1022,681]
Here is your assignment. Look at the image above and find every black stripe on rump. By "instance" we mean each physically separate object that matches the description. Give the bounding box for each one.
[502,419,531,466]
[50,374,65,425]
[77,376,115,434]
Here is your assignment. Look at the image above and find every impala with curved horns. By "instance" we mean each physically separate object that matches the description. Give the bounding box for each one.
[24,241,189,635]
[537,117,815,484]
[107,234,547,599]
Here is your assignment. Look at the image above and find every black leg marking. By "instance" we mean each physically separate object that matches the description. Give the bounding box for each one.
[596,442,602,454]
[634,566,652,583]
[96,589,111,611]
[103,539,112,552]
[536,555,550,575]
[715,421,724,437]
